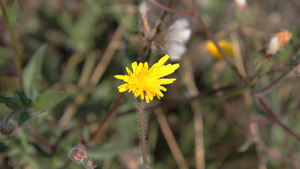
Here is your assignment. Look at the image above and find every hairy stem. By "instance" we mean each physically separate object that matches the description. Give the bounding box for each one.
[0,0,24,92]
[137,98,149,169]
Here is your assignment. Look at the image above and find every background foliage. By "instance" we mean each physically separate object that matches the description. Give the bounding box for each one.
[1,0,300,169]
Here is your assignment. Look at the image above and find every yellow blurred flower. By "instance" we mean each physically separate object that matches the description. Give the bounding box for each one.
[114,54,179,103]
[206,40,234,60]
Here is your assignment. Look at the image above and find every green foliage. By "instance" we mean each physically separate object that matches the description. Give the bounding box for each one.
[23,45,46,97]
[0,0,300,168]
[7,0,19,26]
[30,91,69,111]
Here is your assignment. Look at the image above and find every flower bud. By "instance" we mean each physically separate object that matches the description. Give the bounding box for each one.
[70,145,97,169]
[0,122,15,135]
[266,29,292,55]
[70,145,86,163]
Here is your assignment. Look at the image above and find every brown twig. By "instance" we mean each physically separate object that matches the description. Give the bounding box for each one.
[258,97,300,142]
[155,108,188,169]
[249,122,269,169]
[87,92,125,143]
[182,55,205,169]
[253,61,299,95]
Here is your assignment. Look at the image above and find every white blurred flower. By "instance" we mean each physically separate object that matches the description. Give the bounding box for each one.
[235,0,247,10]
[152,18,191,61]
[266,29,292,55]
[138,1,150,15]
[266,36,280,55]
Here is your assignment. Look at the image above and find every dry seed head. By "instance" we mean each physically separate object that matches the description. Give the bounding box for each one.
[266,29,292,55]
[152,19,191,61]
[275,29,292,47]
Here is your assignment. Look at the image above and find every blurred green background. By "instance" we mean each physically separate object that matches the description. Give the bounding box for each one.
[1,0,300,169]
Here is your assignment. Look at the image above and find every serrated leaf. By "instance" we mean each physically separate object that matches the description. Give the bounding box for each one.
[19,110,31,126]
[30,91,69,111]
[23,45,46,97]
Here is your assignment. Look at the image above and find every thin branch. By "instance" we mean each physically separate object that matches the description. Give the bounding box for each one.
[155,108,188,169]
[253,61,300,95]
[182,56,205,169]
[258,97,300,142]
[87,92,125,143]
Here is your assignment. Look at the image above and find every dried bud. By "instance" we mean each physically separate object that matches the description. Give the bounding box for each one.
[0,122,15,135]
[70,145,97,169]
[70,145,86,163]
[266,29,292,55]
[275,29,292,47]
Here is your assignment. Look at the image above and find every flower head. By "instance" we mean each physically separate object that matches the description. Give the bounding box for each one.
[151,18,191,61]
[206,40,234,60]
[70,145,97,169]
[114,55,179,103]
[266,29,292,55]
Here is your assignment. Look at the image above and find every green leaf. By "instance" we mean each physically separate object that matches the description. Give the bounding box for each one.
[18,110,31,126]
[0,93,23,109]
[88,142,127,160]
[17,90,32,106]
[23,45,46,97]
[7,0,19,26]
[30,91,69,111]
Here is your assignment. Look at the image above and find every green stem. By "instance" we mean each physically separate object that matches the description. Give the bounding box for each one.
[137,98,149,169]
[203,74,257,102]
[0,0,24,92]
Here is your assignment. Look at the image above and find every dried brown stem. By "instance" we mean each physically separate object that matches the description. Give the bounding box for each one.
[155,108,188,169]
[182,56,205,169]
[87,92,125,143]
[258,97,300,142]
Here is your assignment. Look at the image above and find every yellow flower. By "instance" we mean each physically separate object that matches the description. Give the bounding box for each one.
[206,40,234,60]
[114,54,179,103]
